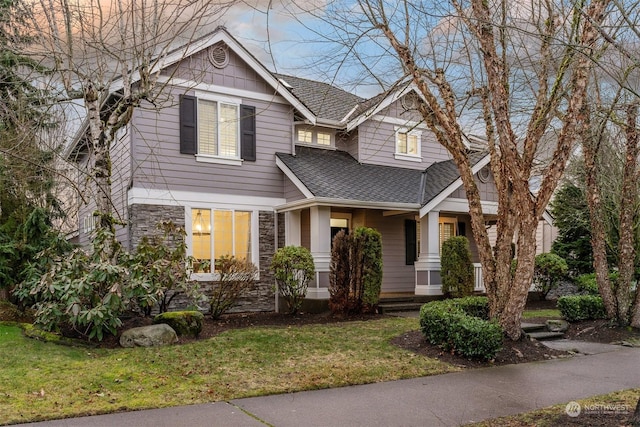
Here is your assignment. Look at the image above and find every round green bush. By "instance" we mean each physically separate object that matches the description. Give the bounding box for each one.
[271,246,315,314]
[534,253,568,298]
[419,297,502,361]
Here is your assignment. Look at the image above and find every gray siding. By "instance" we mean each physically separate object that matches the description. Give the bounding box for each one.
[357,101,450,169]
[75,127,131,249]
[335,130,359,160]
[111,129,132,247]
[131,87,293,198]
[163,45,276,95]
[363,210,416,293]
[450,166,498,202]
[284,178,307,202]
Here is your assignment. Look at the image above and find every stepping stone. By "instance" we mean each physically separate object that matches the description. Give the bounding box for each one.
[526,331,565,341]
[521,323,546,333]
[542,339,623,355]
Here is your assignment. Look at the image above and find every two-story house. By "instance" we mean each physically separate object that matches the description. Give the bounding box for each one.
[66,27,554,312]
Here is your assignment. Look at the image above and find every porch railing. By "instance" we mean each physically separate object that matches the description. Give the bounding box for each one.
[473,263,485,292]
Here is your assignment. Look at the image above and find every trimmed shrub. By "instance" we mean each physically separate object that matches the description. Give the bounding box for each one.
[454,296,490,319]
[209,255,257,319]
[271,246,315,314]
[574,273,599,295]
[533,253,568,298]
[441,236,474,298]
[557,295,607,322]
[329,227,383,314]
[329,230,352,313]
[153,310,204,337]
[355,227,383,309]
[419,297,502,361]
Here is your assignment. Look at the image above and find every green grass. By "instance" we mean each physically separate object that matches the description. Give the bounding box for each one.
[522,309,562,319]
[466,388,639,426]
[0,317,456,425]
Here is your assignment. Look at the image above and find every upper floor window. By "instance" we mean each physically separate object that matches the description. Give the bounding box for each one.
[395,127,422,162]
[180,94,256,165]
[296,127,334,147]
[198,100,238,157]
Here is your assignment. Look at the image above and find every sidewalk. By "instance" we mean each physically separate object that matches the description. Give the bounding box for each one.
[16,345,640,427]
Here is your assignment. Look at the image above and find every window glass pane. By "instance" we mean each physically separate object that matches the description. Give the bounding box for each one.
[397,132,407,154]
[330,218,348,228]
[317,133,331,145]
[198,100,217,155]
[214,210,233,264]
[234,211,252,262]
[298,130,312,143]
[192,209,211,272]
[439,221,456,253]
[407,134,419,154]
[219,103,238,157]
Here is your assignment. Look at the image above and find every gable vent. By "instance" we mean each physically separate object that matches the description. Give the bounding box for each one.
[401,92,419,110]
[209,44,229,68]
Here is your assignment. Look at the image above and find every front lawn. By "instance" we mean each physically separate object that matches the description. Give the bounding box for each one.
[0,317,456,425]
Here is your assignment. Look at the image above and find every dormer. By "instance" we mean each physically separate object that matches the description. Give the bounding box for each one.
[295,125,336,149]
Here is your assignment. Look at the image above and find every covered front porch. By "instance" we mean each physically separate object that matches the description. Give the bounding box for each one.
[278,202,492,299]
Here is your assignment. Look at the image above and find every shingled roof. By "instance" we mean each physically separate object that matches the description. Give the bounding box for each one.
[421,151,488,205]
[274,74,364,122]
[276,146,488,208]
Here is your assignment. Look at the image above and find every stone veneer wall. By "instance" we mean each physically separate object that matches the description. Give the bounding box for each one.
[129,204,276,313]
[277,212,285,249]
[128,204,185,251]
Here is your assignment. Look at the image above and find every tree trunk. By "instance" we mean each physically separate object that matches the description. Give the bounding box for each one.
[500,217,539,340]
[615,103,639,325]
[582,113,617,319]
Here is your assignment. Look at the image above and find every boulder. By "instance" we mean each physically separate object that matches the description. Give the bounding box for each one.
[119,324,178,348]
[153,310,204,337]
[546,319,569,333]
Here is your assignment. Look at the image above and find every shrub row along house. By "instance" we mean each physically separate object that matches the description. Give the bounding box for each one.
[64,27,555,312]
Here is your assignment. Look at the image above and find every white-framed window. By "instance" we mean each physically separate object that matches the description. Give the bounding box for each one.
[82,214,97,234]
[297,130,313,144]
[198,98,239,159]
[296,127,334,147]
[191,208,252,273]
[395,127,422,162]
[439,217,457,254]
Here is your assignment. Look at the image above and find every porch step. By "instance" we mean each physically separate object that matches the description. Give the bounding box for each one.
[378,302,424,314]
[526,331,566,341]
[521,322,547,333]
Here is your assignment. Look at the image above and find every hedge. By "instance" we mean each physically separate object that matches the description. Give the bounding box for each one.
[419,296,502,361]
[557,295,607,322]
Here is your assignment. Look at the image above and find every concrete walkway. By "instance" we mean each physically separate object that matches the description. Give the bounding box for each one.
[16,344,640,427]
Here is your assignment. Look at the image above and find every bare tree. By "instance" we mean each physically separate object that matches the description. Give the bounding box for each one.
[22,0,236,243]
[288,0,613,339]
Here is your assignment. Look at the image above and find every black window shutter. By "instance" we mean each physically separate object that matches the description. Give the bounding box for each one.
[405,219,417,265]
[240,105,256,161]
[179,95,197,154]
[457,222,466,237]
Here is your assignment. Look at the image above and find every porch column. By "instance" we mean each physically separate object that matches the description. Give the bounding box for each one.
[284,210,301,246]
[415,211,443,295]
[308,206,331,299]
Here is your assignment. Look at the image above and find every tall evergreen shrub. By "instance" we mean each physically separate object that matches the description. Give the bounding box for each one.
[329,227,383,314]
[441,236,474,297]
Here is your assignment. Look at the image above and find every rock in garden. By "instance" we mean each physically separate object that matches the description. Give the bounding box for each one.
[545,319,569,333]
[119,324,178,348]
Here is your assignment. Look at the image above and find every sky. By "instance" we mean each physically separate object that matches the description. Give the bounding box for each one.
[215,1,390,97]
